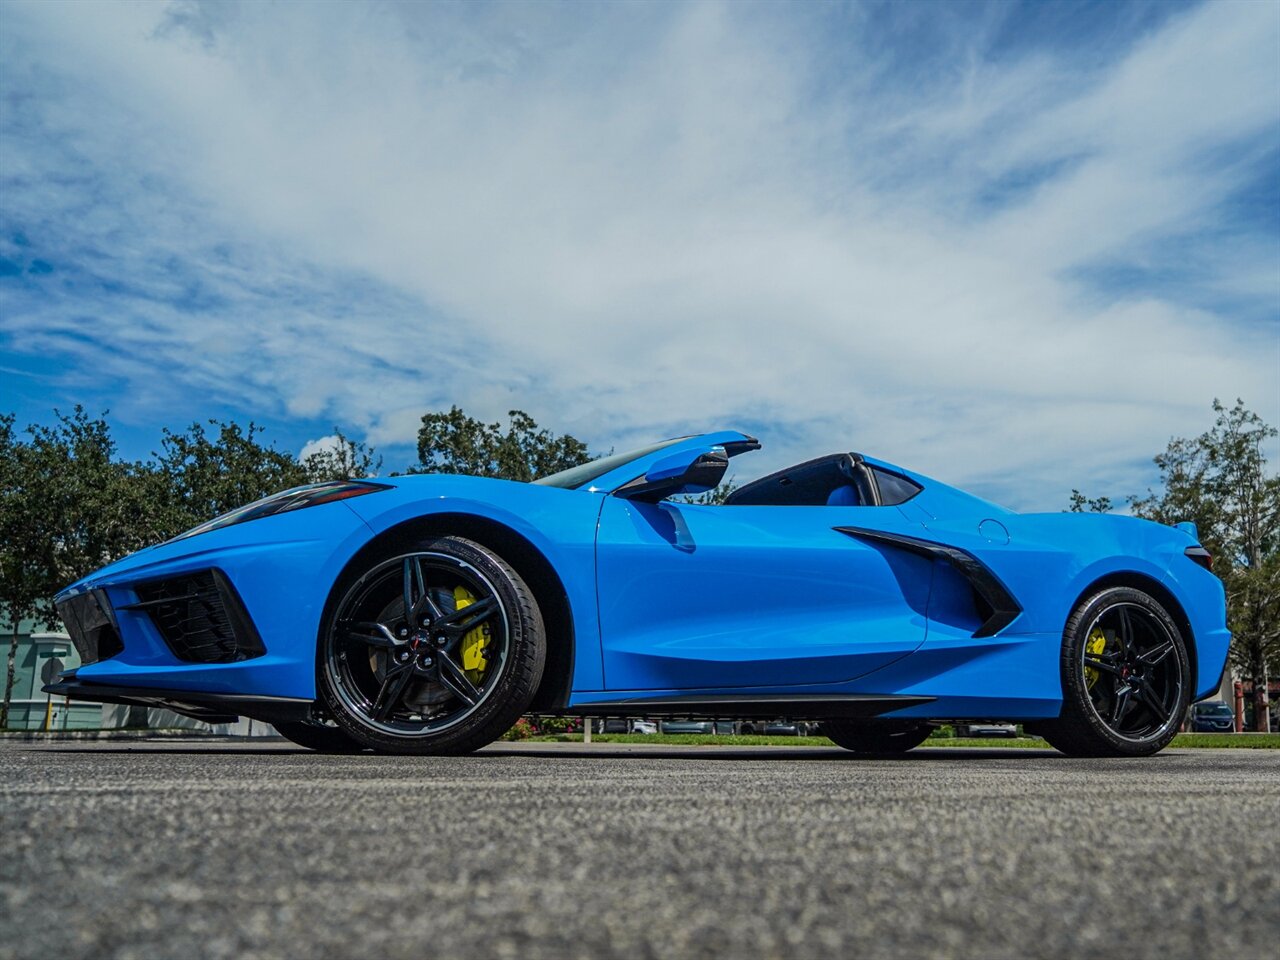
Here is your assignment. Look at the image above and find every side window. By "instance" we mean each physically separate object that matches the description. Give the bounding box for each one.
[871,467,922,506]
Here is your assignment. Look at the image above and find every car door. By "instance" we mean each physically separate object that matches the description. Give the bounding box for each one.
[594,497,935,692]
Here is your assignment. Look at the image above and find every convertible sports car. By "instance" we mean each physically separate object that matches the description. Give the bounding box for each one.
[48,431,1230,757]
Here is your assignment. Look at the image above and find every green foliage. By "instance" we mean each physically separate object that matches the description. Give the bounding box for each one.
[155,420,310,531]
[300,429,381,483]
[415,406,591,482]
[0,408,162,725]
[500,717,537,741]
[1067,489,1112,513]
[1129,399,1280,682]
[679,477,738,505]
[5,408,158,622]
[1131,399,1280,566]
[534,715,580,734]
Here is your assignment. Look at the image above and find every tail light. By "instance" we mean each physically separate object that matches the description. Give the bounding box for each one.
[1184,545,1213,571]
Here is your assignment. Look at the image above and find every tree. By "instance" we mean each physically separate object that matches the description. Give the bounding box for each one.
[1131,399,1280,730]
[0,408,158,725]
[0,414,41,728]
[1067,489,1112,513]
[154,420,309,531]
[301,429,382,482]
[415,407,591,481]
[682,478,738,505]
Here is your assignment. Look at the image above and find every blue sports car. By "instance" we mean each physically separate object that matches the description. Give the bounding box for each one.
[48,431,1230,757]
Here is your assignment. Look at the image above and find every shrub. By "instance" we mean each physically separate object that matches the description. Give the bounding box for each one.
[500,717,536,741]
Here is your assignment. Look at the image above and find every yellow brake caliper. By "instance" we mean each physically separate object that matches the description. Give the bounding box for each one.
[453,586,491,685]
[1084,628,1107,689]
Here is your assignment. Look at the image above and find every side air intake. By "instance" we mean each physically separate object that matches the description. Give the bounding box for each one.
[835,527,1023,638]
[122,570,265,664]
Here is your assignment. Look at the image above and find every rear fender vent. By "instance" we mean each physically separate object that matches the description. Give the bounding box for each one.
[127,570,265,664]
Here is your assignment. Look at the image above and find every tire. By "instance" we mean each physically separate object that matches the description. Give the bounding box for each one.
[274,719,366,754]
[821,719,932,754]
[1037,586,1190,758]
[318,536,546,755]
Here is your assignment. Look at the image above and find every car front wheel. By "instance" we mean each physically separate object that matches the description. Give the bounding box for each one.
[318,536,546,755]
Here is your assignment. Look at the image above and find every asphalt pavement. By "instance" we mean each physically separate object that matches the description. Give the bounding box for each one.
[1,740,1277,959]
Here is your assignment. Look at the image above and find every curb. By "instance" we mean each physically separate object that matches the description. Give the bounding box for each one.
[0,729,286,742]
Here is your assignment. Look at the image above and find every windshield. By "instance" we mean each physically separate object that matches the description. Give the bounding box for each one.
[533,437,689,490]
[1195,703,1233,717]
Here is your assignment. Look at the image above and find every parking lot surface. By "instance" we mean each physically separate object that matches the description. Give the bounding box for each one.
[2,740,1277,959]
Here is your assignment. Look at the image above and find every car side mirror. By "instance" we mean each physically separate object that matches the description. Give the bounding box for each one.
[616,447,729,503]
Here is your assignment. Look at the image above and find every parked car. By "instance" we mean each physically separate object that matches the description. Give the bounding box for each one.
[738,720,813,736]
[660,720,715,735]
[954,723,1019,738]
[1189,701,1235,732]
[599,718,660,734]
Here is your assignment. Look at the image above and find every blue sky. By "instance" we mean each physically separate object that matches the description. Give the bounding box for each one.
[1,0,1277,509]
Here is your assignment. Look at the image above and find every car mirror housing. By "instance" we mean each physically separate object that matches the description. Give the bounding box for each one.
[616,447,729,503]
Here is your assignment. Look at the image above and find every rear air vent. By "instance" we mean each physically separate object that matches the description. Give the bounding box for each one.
[129,570,265,664]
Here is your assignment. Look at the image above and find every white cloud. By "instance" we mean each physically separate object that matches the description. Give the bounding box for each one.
[298,434,344,463]
[1,0,1276,509]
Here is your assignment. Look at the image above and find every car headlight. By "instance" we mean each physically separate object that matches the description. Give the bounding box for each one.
[169,480,390,543]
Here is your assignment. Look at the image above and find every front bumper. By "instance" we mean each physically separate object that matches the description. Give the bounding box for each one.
[48,501,374,704]
[44,673,314,725]
[1191,719,1235,732]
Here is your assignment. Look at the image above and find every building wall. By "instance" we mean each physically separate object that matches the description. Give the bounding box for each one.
[3,611,270,734]
[1,616,101,730]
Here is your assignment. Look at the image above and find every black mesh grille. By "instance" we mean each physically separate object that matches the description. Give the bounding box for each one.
[133,570,264,664]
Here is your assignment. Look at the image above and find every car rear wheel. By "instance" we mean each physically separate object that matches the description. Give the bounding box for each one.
[822,719,932,754]
[274,719,365,753]
[1036,586,1189,758]
[318,536,546,755]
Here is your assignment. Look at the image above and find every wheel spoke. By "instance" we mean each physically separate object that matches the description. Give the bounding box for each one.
[1135,681,1171,724]
[402,557,439,621]
[1084,655,1122,676]
[1138,640,1174,666]
[436,653,481,706]
[371,661,415,721]
[1110,684,1133,726]
[402,557,417,619]
[346,621,403,649]
[438,596,498,636]
[1116,608,1135,657]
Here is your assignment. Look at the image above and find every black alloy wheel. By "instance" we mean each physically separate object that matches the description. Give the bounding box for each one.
[318,536,545,755]
[1037,586,1189,757]
[822,719,933,754]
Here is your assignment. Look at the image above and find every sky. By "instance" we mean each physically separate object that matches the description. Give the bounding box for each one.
[1,0,1277,510]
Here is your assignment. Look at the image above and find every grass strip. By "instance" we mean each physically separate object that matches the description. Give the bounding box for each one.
[521,732,1280,749]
